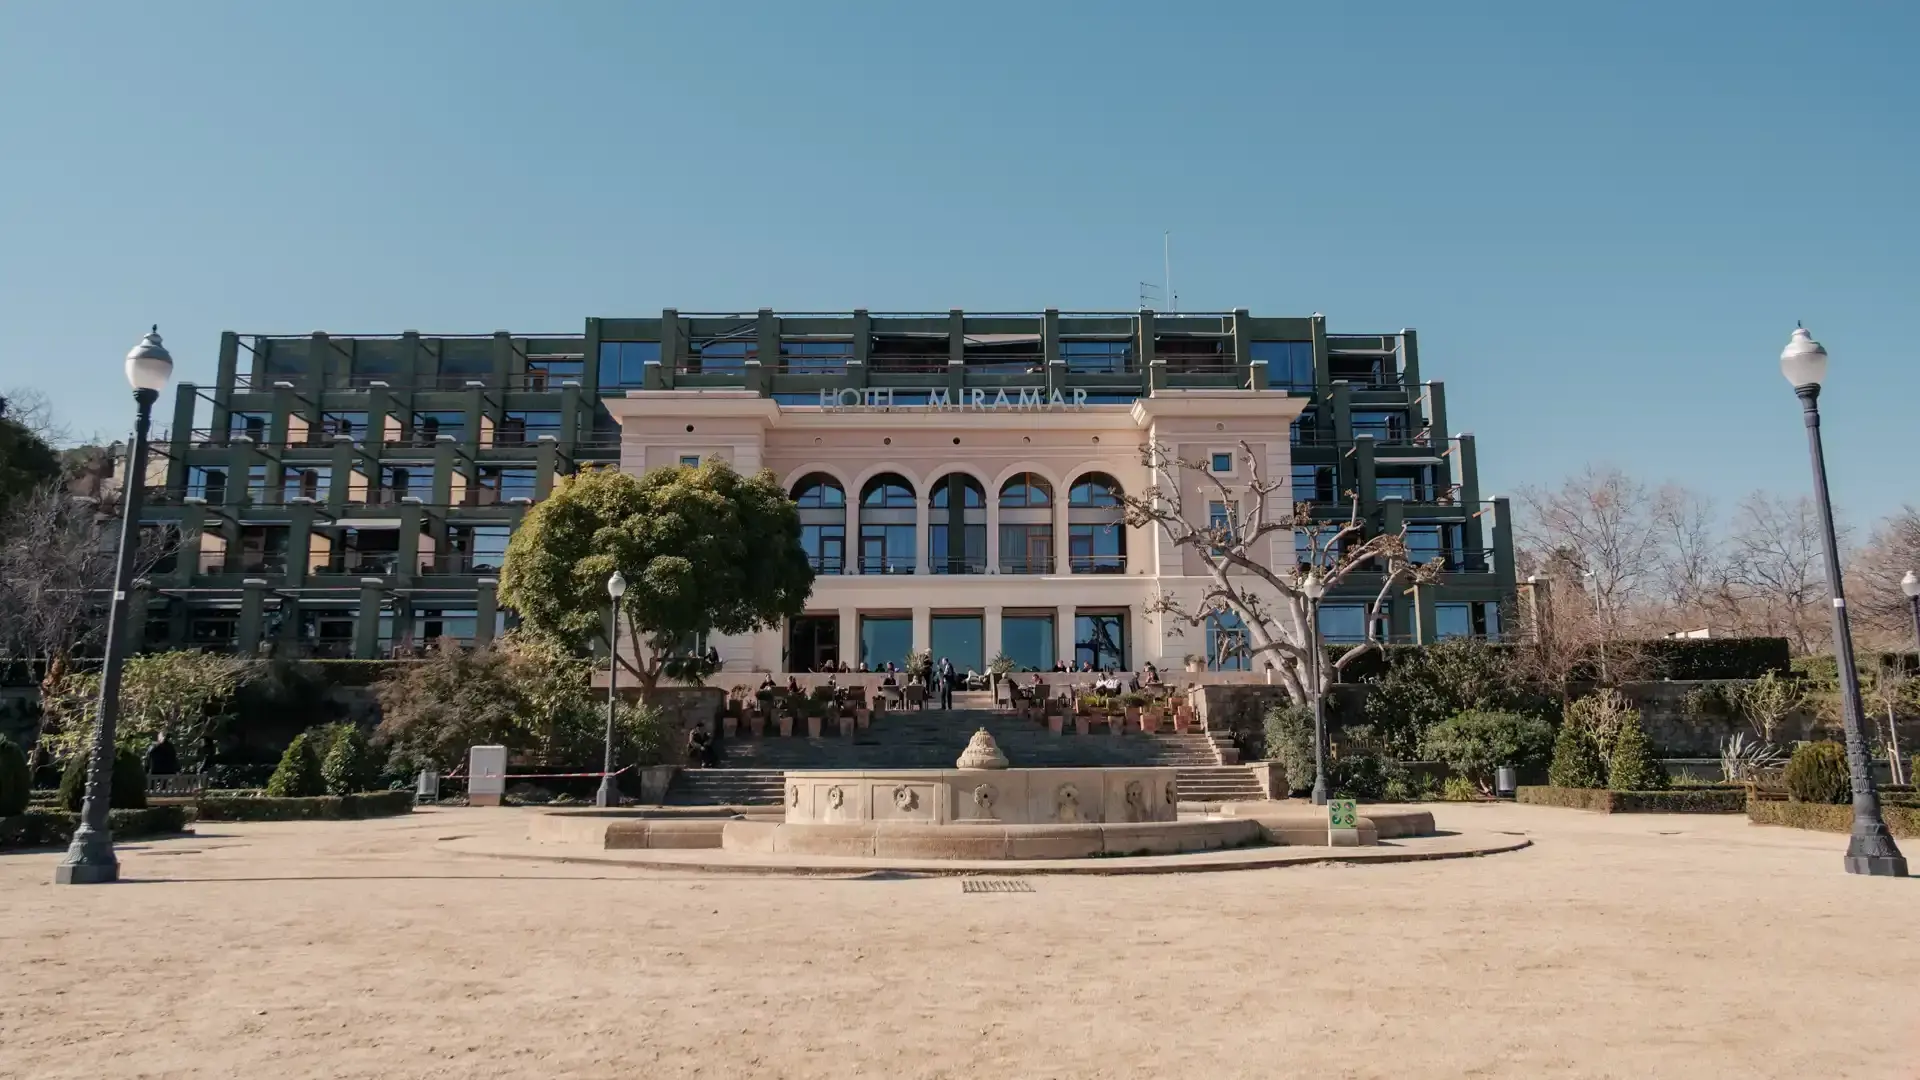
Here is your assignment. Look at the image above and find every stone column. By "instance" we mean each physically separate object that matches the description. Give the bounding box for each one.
[1056,604,1076,669]
[474,578,499,647]
[237,578,268,655]
[984,604,1003,665]
[912,606,931,654]
[839,607,859,669]
[353,579,385,659]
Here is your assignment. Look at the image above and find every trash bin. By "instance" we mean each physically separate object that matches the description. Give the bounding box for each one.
[1495,766,1517,799]
[416,768,440,804]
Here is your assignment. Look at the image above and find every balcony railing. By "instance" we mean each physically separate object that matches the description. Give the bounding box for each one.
[867,354,950,374]
[998,555,1056,575]
[857,557,917,575]
[1427,549,1497,574]
[804,555,845,575]
[1374,481,1464,505]
[961,353,1045,375]
[314,553,402,576]
[1067,554,1127,575]
[930,556,988,575]
[418,554,504,576]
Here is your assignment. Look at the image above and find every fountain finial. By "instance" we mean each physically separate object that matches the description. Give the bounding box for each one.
[955,728,1010,770]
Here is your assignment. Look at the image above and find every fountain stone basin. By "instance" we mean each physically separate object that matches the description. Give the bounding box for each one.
[780,768,1180,827]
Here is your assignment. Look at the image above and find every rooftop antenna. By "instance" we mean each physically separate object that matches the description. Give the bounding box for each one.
[1138,281,1161,310]
[1164,231,1177,313]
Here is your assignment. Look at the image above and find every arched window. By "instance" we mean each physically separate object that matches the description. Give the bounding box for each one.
[858,473,916,573]
[927,473,986,574]
[998,473,1052,508]
[860,474,916,508]
[790,474,846,574]
[998,473,1054,574]
[1067,472,1126,574]
[791,473,845,509]
[1069,473,1123,507]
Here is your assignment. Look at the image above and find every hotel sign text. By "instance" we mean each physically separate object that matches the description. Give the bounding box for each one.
[817,387,1088,411]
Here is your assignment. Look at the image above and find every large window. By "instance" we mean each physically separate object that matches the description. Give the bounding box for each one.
[689,337,755,374]
[1062,339,1134,374]
[1250,340,1314,390]
[282,466,329,502]
[859,473,916,574]
[1351,410,1408,444]
[1073,612,1128,671]
[780,339,853,373]
[1067,472,1125,574]
[1406,523,1466,569]
[858,615,913,672]
[497,411,561,447]
[1318,605,1375,644]
[1292,464,1334,505]
[1205,611,1249,670]
[1001,613,1055,671]
[598,341,661,389]
[930,614,984,673]
[411,410,466,446]
[999,473,1054,574]
[792,474,847,575]
[929,473,986,574]
[788,616,840,671]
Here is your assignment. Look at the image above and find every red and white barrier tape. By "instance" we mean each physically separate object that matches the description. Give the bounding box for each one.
[441,764,634,782]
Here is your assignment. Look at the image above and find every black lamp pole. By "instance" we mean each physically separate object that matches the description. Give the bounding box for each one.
[57,329,172,885]
[1781,328,1906,877]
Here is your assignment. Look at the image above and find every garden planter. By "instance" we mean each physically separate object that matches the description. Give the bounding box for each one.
[838,714,856,738]
[1074,715,1091,735]
[776,715,794,738]
[855,708,871,729]
[1047,714,1064,735]
[1107,713,1125,735]
[1139,711,1160,735]
[721,714,738,739]
[806,715,823,738]
[747,713,766,738]
[1172,714,1191,734]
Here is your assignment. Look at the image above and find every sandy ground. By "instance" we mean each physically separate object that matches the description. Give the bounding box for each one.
[2,804,1916,1080]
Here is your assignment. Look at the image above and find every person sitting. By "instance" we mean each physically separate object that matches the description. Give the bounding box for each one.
[759,673,778,692]
[857,661,870,673]
[1142,662,1162,687]
[786,675,801,695]
[705,645,721,669]
[687,726,713,768]
[881,671,898,687]
[144,731,179,777]
[886,661,898,675]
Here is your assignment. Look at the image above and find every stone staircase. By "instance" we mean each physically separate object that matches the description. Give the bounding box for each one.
[664,707,1252,806]
[1173,766,1267,805]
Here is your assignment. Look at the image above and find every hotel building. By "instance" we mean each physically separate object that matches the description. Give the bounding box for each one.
[133,309,1514,671]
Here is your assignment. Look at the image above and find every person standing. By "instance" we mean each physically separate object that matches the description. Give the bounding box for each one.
[937,657,955,709]
[144,731,179,777]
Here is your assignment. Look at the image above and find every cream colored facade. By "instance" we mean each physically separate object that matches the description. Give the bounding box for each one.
[605,389,1307,674]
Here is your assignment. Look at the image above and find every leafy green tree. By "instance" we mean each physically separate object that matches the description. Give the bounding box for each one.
[39,650,246,764]
[1362,640,1535,758]
[1263,704,1316,796]
[499,463,812,690]
[1606,711,1667,791]
[1421,710,1554,793]
[320,724,379,796]
[0,394,60,519]
[1548,718,1605,788]
[265,732,325,797]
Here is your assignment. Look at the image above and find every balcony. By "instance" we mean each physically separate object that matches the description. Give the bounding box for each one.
[857,557,917,575]
[418,555,504,577]
[804,554,844,575]
[314,552,402,577]
[929,556,988,575]
[1375,480,1463,505]
[1419,549,1497,574]
[1068,554,1127,575]
[867,354,950,374]
[998,555,1056,575]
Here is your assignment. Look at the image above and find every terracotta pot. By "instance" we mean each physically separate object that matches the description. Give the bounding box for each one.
[1139,712,1160,735]
[838,714,856,737]
[1186,661,1202,673]
[806,715,823,738]
[1173,715,1191,734]
[1074,715,1091,736]
[1047,714,1064,735]
[776,715,794,738]
[1106,713,1124,734]
[855,708,871,729]
[721,714,738,739]
[747,713,765,737]
[1125,705,1141,725]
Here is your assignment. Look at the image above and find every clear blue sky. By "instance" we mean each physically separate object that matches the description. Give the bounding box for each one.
[1,2,1914,525]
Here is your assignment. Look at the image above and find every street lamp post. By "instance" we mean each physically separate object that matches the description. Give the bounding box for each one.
[1302,571,1329,805]
[1903,570,1920,659]
[595,571,627,808]
[55,328,173,885]
[1779,327,1906,877]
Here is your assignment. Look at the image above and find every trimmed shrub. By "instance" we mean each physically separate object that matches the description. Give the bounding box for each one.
[1607,712,1667,792]
[193,790,414,822]
[58,748,148,812]
[265,732,325,798]
[0,805,190,850]
[1264,704,1316,797]
[1749,798,1920,838]
[1638,637,1791,680]
[1440,776,1481,802]
[1783,741,1849,805]
[319,724,379,797]
[1517,786,1745,813]
[1420,710,1553,794]
[1548,719,1605,789]
[1330,753,1391,801]
[0,735,30,817]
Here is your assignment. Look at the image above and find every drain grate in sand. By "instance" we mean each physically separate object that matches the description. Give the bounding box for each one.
[961,878,1034,894]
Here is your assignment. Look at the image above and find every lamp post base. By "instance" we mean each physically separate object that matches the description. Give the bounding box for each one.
[594,779,618,808]
[1845,828,1908,877]
[1844,854,1908,877]
[54,861,120,885]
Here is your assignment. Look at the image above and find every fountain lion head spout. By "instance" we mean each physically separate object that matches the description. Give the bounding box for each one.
[955,728,1010,770]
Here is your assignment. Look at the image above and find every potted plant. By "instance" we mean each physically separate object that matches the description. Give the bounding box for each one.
[906,648,932,677]
[1121,691,1148,729]
[1184,653,1205,674]
[804,698,824,739]
[1171,705,1191,735]
[1047,710,1065,736]
[987,652,1016,687]
[775,705,794,738]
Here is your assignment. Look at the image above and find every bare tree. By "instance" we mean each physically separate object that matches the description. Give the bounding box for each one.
[1724,492,1835,654]
[1847,505,1920,648]
[1122,440,1436,707]
[0,386,72,447]
[1516,466,1663,629]
[1650,484,1734,628]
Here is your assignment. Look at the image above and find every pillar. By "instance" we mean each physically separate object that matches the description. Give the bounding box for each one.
[398,498,423,581]
[912,606,931,655]
[353,579,385,659]
[1354,435,1378,519]
[838,607,858,669]
[985,494,1000,573]
[1400,328,1421,388]
[123,583,151,656]
[1490,495,1516,590]
[914,491,931,576]
[1425,380,1448,449]
[1056,604,1076,669]
[285,500,314,587]
[238,579,268,655]
[984,604,1003,664]
[474,578,499,647]
[1052,492,1071,575]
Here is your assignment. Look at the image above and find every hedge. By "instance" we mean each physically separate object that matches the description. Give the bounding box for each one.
[1516,785,1747,814]
[1636,637,1791,680]
[193,789,414,822]
[0,805,192,850]
[1747,798,1920,839]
